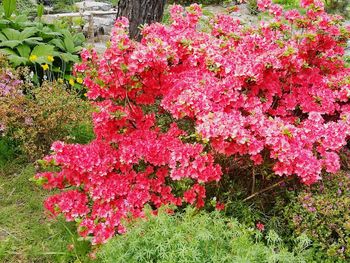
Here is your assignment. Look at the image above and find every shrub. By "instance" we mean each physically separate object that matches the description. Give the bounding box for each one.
[35,1,350,244]
[0,58,93,160]
[324,0,350,19]
[283,172,350,262]
[98,207,309,262]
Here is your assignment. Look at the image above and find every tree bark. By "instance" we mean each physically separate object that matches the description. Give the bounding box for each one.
[117,0,166,40]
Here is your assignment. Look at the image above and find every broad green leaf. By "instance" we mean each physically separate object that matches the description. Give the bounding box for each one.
[63,37,75,53]
[49,39,65,51]
[20,27,38,40]
[0,32,7,41]
[0,48,17,56]
[0,40,22,48]
[0,19,10,30]
[60,52,79,63]
[16,44,31,58]
[73,33,85,46]
[74,46,83,53]
[40,27,62,39]
[8,54,28,67]
[31,44,55,58]
[2,28,21,40]
[60,29,72,39]
[24,37,43,46]
[13,15,28,24]
[3,0,16,19]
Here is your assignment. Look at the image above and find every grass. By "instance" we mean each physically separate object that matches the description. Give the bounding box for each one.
[0,162,91,262]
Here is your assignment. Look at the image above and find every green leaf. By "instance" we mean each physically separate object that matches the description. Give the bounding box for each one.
[7,54,28,66]
[31,44,55,58]
[73,46,82,53]
[3,0,16,19]
[2,28,21,40]
[20,27,39,40]
[73,33,85,45]
[63,37,75,53]
[37,4,44,19]
[0,48,17,56]
[24,37,43,46]
[0,40,22,48]
[0,19,11,30]
[13,15,28,24]
[60,52,79,63]
[40,27,62,39]
[49,39,65,51]
[16,44,31,58]
[0,32,7,41]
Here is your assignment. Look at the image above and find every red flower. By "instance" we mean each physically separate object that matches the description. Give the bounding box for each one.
[256,222,265,231]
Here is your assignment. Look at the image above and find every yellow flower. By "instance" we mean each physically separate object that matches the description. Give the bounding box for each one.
[29,55,38,62]
[58,78,64,84]
[76,77,83,84]
[69,78,75,86]
[47,56,54,62]
[41,64,49,71]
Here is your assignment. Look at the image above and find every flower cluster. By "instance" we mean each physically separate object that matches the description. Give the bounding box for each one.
[37,1,350,244]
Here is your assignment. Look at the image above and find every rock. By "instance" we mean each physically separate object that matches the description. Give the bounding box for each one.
[83,15,116,36]
[75,1,112,12]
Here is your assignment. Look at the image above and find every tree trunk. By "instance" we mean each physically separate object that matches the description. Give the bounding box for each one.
[117,0,166,40]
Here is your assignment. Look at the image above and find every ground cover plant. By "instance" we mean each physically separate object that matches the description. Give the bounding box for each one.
[98,207,310,262]
[32,0,350,252]
[281,171,350,261]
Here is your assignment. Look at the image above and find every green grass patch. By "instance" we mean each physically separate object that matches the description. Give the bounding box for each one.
[0,163,91,262]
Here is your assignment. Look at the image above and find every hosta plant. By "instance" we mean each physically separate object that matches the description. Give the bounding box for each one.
[35,0,350,244]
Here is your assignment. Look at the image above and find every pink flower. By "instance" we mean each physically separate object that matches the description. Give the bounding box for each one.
[215,202,225,211]
[256,222,265,231]
[257,0,272,11]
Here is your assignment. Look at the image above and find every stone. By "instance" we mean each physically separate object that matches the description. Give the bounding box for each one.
[75,1,112,12]
[83,15,116,35]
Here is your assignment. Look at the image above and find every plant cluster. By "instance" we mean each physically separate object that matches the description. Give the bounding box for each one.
[324,0,350,19]
[36,0,350,244]
[282,172,350,262]
[98,207,309,262]
[0,0,85,84]
[0,58,92,160]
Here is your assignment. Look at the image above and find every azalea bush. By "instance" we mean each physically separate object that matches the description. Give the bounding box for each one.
[36,0,350,244]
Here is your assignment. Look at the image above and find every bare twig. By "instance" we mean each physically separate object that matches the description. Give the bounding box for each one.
[243,177,293,202]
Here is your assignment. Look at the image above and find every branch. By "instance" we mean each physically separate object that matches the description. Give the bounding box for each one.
[243,177,293,202]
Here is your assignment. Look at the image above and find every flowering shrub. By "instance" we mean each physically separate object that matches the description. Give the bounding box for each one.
[0,66,92,160]
[36,0,350,244]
